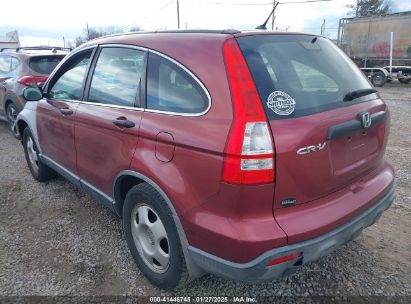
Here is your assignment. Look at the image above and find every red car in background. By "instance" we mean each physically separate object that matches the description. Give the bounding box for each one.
[15,30,395,290]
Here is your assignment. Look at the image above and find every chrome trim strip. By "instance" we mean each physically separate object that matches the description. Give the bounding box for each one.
[97,44,148,52]
[147,49,212,117]
[78,100,144,112]
[48,99,80,104]
[46,43,212,117]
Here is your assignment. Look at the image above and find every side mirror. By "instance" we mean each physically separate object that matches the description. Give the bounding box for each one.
[23,87,43,101]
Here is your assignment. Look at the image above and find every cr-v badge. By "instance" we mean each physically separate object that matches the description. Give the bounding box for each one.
[297,142,327,155]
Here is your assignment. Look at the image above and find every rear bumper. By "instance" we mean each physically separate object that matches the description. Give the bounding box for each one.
[188,181,395,282]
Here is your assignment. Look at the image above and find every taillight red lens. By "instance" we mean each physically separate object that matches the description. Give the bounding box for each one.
[222,38,274,184]
[18,76,48,87]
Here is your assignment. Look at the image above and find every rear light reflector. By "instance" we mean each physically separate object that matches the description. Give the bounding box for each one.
[222,38,275,184]
[18,76,48,87]
[241,158,273,170]
[242,122,273,155]
[266,252,302,267]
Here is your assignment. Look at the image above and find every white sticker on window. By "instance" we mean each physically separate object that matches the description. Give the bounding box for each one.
[267,91,296,116]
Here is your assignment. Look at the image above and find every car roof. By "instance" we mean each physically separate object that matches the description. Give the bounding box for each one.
[84,29,314,48]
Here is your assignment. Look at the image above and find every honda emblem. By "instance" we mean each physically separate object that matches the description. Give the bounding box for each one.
[359,112,371,129]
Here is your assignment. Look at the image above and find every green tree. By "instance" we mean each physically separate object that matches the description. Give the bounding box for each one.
[351,0,391,17]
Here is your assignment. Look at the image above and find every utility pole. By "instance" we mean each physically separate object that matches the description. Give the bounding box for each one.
[63,36,65,48]
[320,19,325,35]
[389,31,393,78]
[271,1,276,30]
[177,0,180,29]
[86,22,90,40]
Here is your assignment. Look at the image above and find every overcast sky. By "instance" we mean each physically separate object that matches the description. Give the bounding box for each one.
[1,0,411,47]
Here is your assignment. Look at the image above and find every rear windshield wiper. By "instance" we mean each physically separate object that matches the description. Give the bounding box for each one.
[343,89,377,102]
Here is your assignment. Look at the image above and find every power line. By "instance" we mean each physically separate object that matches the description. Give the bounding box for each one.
[120,0,176,31]
[119,0,337,32]
[280,0,333,4]
[207,1,272,5]
[207,0,334,5]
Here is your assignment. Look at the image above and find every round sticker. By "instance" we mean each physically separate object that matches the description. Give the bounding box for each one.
[267,91,296,116]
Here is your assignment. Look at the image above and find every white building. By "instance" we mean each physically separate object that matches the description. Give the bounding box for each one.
[0,31,20,50]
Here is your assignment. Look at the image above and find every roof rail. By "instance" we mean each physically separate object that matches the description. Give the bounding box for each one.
[0,46,72,53]
[0,48,16,52]
[91,29,241,41]
[16,46,72,52]
[154,29,241,35]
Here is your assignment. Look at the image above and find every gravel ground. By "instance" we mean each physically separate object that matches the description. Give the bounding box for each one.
[0,83,410,299]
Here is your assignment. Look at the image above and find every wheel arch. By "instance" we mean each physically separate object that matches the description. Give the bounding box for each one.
[16,119,28,140]
[4,99,13,112]
[4,92,23,113]
[113,170,204,278]
[14,101,42,153]
[113,170,182,221]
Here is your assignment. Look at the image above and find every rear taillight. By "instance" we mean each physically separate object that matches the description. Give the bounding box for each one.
[18,76,48,88]
[222,38,274,184]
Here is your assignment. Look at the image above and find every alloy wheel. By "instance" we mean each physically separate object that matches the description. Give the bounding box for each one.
[7,105,19,137]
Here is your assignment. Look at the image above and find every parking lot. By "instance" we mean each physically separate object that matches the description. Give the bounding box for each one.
[0,84,410,298]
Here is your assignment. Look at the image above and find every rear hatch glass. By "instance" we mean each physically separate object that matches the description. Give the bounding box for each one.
[237,35,377,119]
[29,56,64,75]
[237,34,387,208]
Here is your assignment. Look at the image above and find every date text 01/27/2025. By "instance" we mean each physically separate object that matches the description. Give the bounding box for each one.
[149,296,257,303]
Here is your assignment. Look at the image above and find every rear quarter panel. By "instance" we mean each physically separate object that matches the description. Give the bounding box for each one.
[128,35,234,245]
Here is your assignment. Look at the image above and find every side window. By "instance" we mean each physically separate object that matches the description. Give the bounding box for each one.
[48,50,92,100]
[10,57,19,72]
[0,56,11,74]
[146,53,209,114]
[88,47,145,107]
[291,60,338,92]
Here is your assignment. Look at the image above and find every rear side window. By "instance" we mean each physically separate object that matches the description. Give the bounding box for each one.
[146,52,209,114]
[0,56,11,74]
[88,47,145,107]
[237,35,375,119]
[29,56,63,75]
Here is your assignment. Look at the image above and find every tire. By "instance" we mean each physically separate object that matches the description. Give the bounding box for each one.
[398,77,411,84]
[6,103,20,139]
[371,71,387,87]
[22,128,56,182]
[123,183,189,290]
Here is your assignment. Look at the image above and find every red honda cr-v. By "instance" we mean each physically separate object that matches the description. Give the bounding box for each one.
[16,30,395,290]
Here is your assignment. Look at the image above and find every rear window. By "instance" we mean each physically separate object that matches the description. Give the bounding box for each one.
[29,56,64,75]
[237,35,376,119]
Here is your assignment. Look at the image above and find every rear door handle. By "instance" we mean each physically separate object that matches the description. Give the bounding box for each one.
[60,108,73,115]
[112,118,135,128]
